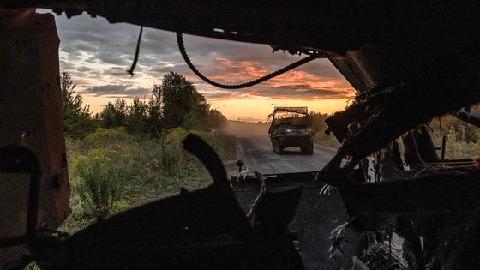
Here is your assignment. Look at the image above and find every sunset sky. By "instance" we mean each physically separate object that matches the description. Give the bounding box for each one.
[47,10,355,122]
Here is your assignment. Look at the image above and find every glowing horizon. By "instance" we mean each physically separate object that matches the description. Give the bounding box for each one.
[82,93,352,122]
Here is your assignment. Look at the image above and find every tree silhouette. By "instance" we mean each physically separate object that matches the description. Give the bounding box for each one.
[60,72,94,137]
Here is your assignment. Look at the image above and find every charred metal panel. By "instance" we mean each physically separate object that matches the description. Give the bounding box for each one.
[0,10,69,235]
[341,167,480,215]
[3,1,480,57]
[329,44,409,93]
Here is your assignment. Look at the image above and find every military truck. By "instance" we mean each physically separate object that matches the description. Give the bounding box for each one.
[268,107,314,154]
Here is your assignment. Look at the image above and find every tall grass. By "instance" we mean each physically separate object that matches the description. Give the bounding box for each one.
[62,127,237,232]
[431,127,480,160]
[72,149,130,218]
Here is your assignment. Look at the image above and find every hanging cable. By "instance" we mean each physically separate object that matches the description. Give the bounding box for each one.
[177,32,321,89]
[128,26,144,76]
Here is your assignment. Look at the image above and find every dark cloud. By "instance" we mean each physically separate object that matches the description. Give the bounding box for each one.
[96,53,129,65]
[55,13,142,68]
[48,11,354,101]
[77,66,92,72]
[246,85,353,99]
[59,59,75,70]
[55,12,328,78]
[297,60,343,78]
[202,92,236,100]
[102,67,130,76]
[200,85,352,100]
[84,72,102,79]
[83,84,150,98]
[148,67,177,74]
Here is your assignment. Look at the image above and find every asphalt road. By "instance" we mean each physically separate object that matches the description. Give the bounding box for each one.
[236,135,337,174]
[232,134,352,269]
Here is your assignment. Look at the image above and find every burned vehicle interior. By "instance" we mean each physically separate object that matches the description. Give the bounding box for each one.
[2,1,480,269]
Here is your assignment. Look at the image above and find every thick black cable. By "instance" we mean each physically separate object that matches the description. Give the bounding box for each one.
[177,32,320,89]
[128,26,143,76]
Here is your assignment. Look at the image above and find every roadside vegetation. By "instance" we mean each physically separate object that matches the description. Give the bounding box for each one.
[307,109,480,155]
[59,72,234,233]
[306,110,480,154]
[308,112,341,148]
[429,115,480,160]
[307,110,480,157]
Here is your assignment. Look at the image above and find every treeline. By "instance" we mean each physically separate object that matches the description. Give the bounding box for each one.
[61,71,227,138]
[59,72,235,226]
[307,112,341,148]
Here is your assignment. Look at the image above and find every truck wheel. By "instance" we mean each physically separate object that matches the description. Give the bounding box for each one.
[273,140,280,153]
[278,143,284,154]
[301,143,314,155]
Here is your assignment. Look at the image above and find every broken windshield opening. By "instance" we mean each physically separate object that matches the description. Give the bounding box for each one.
[7,4,480,269]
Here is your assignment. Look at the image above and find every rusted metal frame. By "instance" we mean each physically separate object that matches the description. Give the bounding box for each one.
[3,0,480,55]
[0,145,41,247]
[0,0,359,53]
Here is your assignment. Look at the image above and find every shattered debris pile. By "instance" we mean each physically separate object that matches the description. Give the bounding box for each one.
[319,81,480,268]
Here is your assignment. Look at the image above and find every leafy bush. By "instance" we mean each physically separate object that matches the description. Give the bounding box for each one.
[72,148,132,218]
[83,127,137,149]
[99,99,128,129]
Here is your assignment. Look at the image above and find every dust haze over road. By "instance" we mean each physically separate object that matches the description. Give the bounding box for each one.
[225,121,351,269]
[225,121,336,174]
[237,136,336,174]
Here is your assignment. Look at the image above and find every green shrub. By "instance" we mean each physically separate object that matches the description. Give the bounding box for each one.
[84,127,136,148]
[64,127,238,231]
[72,148,132,218]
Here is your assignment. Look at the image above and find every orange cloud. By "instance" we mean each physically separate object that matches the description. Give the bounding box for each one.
[203,57,355,100]
[213,57,269,80]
